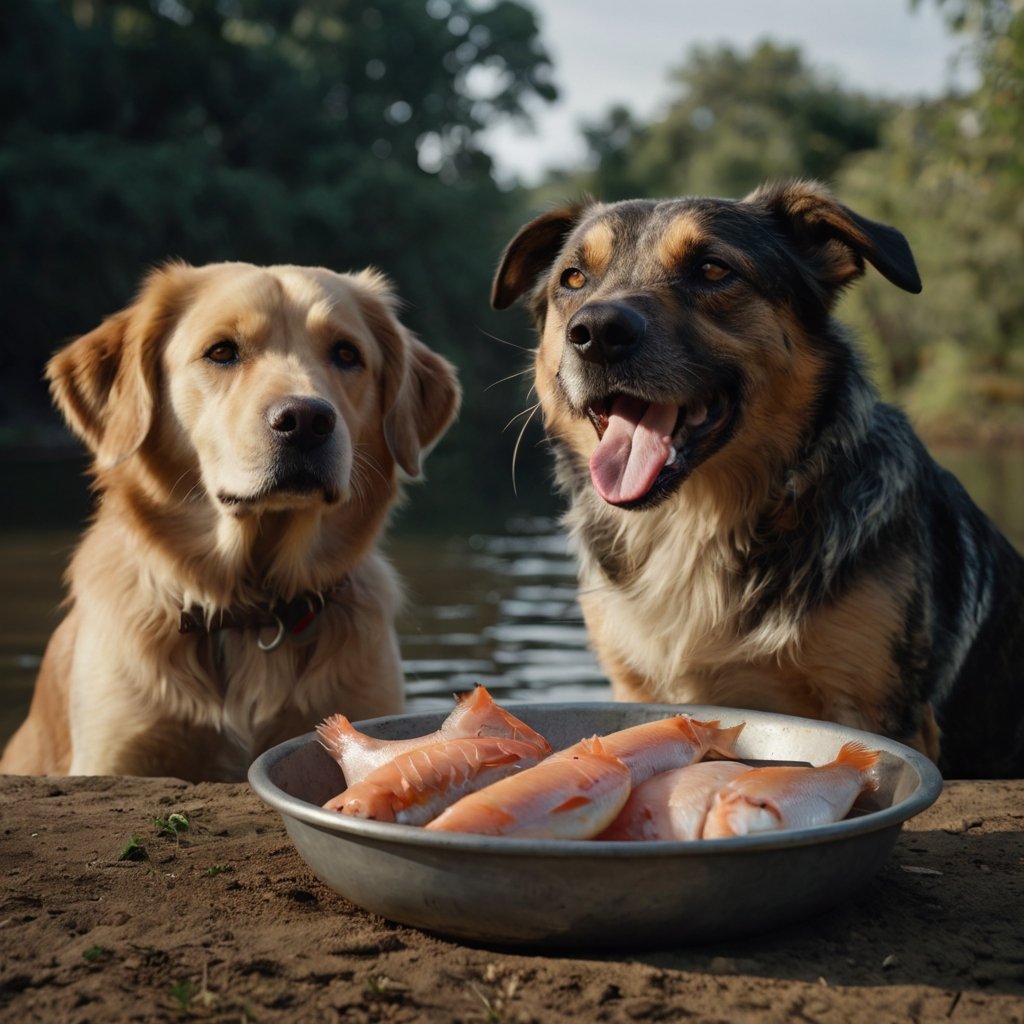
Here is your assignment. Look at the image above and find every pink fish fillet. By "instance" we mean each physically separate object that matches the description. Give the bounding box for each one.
[425,737,632,839]
[316,684,551,784]
[322,736,545,825]
[551,715,744,786]
[702,741,880,839]
[598,760,751,841]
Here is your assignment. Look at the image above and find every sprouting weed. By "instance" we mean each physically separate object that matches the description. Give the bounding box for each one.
[364,974,407,1003]
[117,834,148,862]
[169,979,196,1012]
[469,982,503,1023]
[153,812,190,837]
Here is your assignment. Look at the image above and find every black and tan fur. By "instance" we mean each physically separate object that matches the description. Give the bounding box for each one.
[492,180,1024,779]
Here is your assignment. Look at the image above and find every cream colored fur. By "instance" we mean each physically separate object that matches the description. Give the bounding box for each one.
[1,262,459,780]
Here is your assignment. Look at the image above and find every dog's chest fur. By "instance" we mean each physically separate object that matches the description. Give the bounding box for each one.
[568,485,781,696]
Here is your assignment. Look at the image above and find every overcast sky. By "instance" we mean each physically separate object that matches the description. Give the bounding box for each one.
[483,0,975,183]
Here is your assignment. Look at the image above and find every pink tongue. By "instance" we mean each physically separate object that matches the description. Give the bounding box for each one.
[589,398,678,504]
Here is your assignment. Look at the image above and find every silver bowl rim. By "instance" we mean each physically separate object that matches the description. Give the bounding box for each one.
[248,701,944,857]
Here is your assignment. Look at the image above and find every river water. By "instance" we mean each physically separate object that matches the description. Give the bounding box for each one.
[1,448,1022,745]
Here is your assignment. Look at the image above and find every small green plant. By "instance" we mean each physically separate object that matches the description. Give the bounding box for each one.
[169,965,221,1014]
[153,812,190,837]
[364,974,407,1003]
[82,945,112,964]
[169,979,196,1012]
[117,834,148,862]
[204,864,233,877]
[469,982,503,1023]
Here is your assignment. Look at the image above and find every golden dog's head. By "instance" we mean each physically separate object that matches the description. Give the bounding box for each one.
[492,181,920,513]
[48,262,460,523]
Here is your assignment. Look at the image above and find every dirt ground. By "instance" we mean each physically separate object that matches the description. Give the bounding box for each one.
[1,774,1022,1024]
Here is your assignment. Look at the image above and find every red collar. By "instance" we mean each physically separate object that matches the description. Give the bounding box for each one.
[178,580,350,651]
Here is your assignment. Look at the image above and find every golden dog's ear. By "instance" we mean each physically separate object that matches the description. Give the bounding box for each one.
[46,263,194,469]
[384,333,461,477]
[355,272,461,477]
[491,200,594,310]
[745,179,922,298]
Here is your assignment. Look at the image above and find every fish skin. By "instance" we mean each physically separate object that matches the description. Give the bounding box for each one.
[550,716,744,786]
[316,685,552,784]
[425,736,632,838]
[322,736,544,825]
[702,741,880,839]
[598,760,750,841]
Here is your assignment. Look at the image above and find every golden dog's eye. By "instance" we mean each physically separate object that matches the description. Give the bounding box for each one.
[331,340,364,371]
[204,340,239,365]
[560,268,587,290]
[701,261,732,283]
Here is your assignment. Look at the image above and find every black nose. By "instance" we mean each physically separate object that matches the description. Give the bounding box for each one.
[266,396,337,450]
[567,302,646,364]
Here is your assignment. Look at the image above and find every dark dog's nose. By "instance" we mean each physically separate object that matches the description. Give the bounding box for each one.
[567,302,646,364]
[266,396,337,450]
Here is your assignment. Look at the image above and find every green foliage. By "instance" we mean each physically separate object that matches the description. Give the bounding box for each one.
[117,833,148,861]
[168,978,197,1012]
[558,42,887,202]
[837,2,1024,434]
[0,0,557,514]
[153,812,190,836]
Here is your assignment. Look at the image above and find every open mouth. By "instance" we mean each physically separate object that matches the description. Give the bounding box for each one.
[585,391,736,508]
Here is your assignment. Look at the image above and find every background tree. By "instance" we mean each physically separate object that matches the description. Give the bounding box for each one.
[0,0,557,518]
[837,0,1024,436]
[539,42,887,203]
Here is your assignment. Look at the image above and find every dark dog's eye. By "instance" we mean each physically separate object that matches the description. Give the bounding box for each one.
[700,261,732,283]
[204,341,239,365]
[331,340,364,371]
[560,268,587,290]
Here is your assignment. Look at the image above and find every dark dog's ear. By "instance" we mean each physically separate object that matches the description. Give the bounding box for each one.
[356,272,461,478]
[745,180,922,298]
[491,201,593,310]
[46,263,195,469]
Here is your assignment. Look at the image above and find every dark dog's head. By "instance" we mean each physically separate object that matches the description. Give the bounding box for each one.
[492,180,921,510]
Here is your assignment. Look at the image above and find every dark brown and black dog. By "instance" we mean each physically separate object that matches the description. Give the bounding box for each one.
[492,179,1024,778]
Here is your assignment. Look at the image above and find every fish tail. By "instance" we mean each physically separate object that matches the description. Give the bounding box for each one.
[454,683,492,710]
[834,740,881,781]
[315,714,356,759]
[576,735,607,756]
[708,722,745,758]
[685,717,744,758]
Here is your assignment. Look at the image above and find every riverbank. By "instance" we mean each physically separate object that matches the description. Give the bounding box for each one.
[1,774,1021,1022]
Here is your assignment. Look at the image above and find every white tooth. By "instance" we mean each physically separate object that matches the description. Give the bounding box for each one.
[664,447,678,467]
[686,403,708,427]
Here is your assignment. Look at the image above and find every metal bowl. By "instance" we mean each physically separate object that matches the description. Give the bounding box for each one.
[248,703,942,949]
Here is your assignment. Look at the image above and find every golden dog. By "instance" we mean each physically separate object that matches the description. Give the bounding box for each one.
[1,262,459,780]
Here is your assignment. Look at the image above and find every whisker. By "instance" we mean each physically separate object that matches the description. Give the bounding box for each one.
[352,446,389,487]
[168,471,202,506]
[477,328,535,354]
[510,402,542,496]
[485,366,535,393]
[502,402,542,433]
[177,479,206,506]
